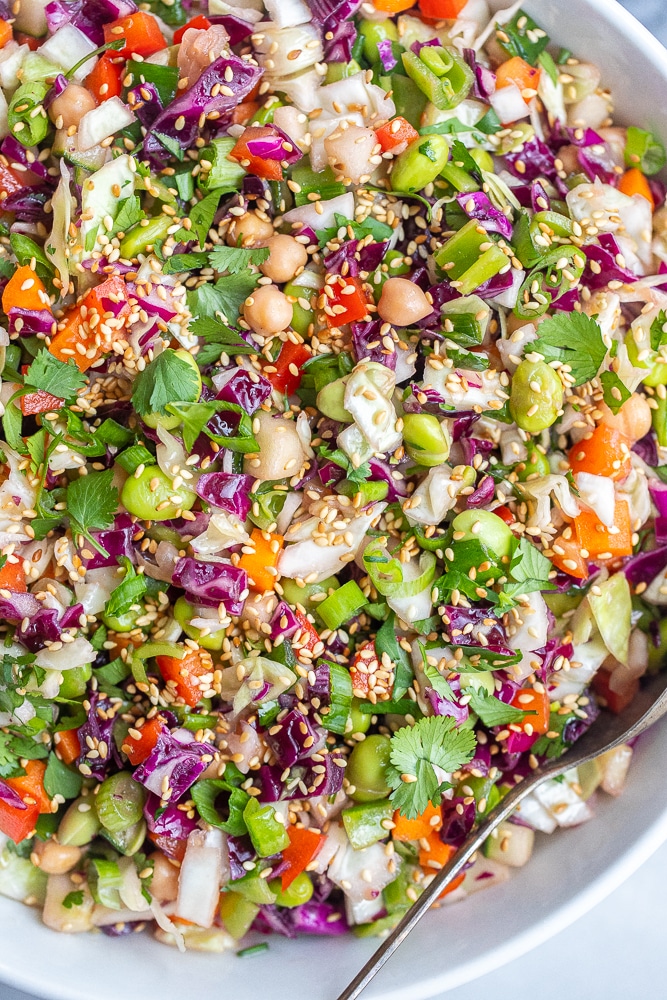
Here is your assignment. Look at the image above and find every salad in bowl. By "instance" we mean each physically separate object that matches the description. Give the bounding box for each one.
[0,0,665,957]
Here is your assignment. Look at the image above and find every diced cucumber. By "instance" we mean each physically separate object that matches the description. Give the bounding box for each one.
[483,820,535,867]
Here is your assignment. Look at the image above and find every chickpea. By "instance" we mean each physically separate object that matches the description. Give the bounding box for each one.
[48,85,96,130]
[226,211,274,247]
[243,284,293,337]
[149,851,180,904]
[31,838,82,875]
[599,394,652,443]
[260,234,308,284]
[377,277,433,327]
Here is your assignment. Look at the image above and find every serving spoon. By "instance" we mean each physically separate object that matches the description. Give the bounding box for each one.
[336,669,667,1000]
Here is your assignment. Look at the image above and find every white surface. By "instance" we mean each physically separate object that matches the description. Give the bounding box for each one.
[2,1,667,1000]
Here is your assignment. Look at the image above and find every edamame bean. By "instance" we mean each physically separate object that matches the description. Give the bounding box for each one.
[121,465,196,521]
[469,147,494,174]
[390,134,450,193]
[283,280,316,336]
[58,797,102,846]
[516,448,550,481]
[509,359,563,434]
[348,697,371,736]
[402,413,451,466]
[359,19,398,64]
[58,664,92,700]
[452,509,514,562]
[174,594,225,651]
[95,772,146,834]
[269,872,313,908]
[347,734,392,802]
[120,214,173,259]
[102,609,140,633]
[101,818,147,856]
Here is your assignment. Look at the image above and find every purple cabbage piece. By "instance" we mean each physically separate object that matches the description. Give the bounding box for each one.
[133,727,210,799]
[440,797,475,848]
[322,19,356,62]
[83,515,136,569]
[368,457,407,502]
[227,835,254,880]
[623,546,667,586]
[325,239,388,278]
[427,687,469,726]
[582,233,638,290]
[257,751,344,802]
[0,591,42,621]
[463,48,496,100]
[246,125,303,167]
[455,191,513,239]
[650,178,667,210]
[0,780,27,810]
[306,0,362,32]
[143,53,262,168]
[504,136,561,185]
[376,37,397,72]
[504,729,537,754]
[351,318,396,369]
[76,689,120,779]
[459,436,495,466]
[1,138,52,184]
[213,367,272,414]
[634,432,658,468]
[194,472,253,520]
[127,81,163,130]
[45,0,137,44]
[415,281,460,329]
[17,604,84,652]
[172,556,248,613]
[3,191,48,221]
[444,606,508,650]
[451,412,480,440]
[270,601,301,640]
[475,266,516,300]
[8,308,55,337]
[207,14,254,46]
[467,741,491,776]
[264,709,326,767]
[563,687,600,745]
[143,792,199,841]
[551,287,579,312]
[649,479,667,518]
[125,282,178,321]
[44,74,69,111]
[319,460,346,488]
[531,179,551,213]
[253,901,347,938]
[465,474,495,509]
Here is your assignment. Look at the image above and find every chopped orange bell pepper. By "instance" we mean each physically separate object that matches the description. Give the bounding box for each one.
[510,687,550,735]
[156,647,213,708]
[173,14,211,44]
[392,802,442,842]
[85,52,123,103]
[574,499,633,559]
[103,11,166,59]
[375,117,420,153]
[49,275,130,372]
[418,0,468,16]
[568,424,631,480]
[281,825,323,890]
[495,57,541,100]
[238,528,284,592]
[618,167,654,206]
[231,101,261,126]
[374,0,414,11]
[0,759,52,843]
[122,715,164,765]
[0,20,13,48]
[230,125,285,181]
[549,531,589,579]
[54,729,81,767]
[2,265,50,314]
[0,555,26,592]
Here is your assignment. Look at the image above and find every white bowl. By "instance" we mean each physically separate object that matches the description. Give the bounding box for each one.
[3,2,667,998]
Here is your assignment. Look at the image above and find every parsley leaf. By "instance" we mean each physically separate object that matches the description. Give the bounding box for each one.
[387,716,476,819]
[167,400,257,453]
[131,350,200,418]
[67,469,118,537]
[44,751,82,799]
[316,212,393,246]
[600,370,631,415]
[208,245,270,275]
[25,350,87,403]
[530,312,607,386]
[153,131,185,161]
[62,890,84,909]
[162,252,208,275]
[466,688,530,727]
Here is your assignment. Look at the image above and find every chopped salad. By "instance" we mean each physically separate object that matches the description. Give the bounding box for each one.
[0,0,665,954]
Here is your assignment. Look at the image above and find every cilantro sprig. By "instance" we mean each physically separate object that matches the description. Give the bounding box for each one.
[131,350,200,418]
[530,312,607,386]
[25,350,87,404]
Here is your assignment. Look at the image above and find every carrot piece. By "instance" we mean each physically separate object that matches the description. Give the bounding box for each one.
[495,57,541,99]
[392,802,442,842]
[549,532,589,579]
[49,275,130,372]
[0,20,13,48]
[54,729,81,766]
[618,167,654,206]
[157,647,213,708]
[238,528,284,592]
[281,826,323,890]
[568,424,631,480]
[374,0,414,11]
[510,687,550,736]
[121,715,164,765]
[574,499,633,559]
[2,265,50,314]
[375,116,420,153]
[0,555,26,592]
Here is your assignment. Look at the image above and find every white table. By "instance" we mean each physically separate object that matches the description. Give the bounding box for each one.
[2,2,666,999]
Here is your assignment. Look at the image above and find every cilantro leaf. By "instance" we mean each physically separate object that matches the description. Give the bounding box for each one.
[43,751,82,799]
[167,400,257,454]
[153,131,185,161]
[162,252,208,275]
[530,312,607,386]
[316,212,393,247]
[110,196,144,238]
[189,190,223,248]
[67,469,118,534]
[25,350,86,403]
[374,613,413,700]
[388,715,477,819]
[600,370,631,415]
[466,688,530,727]
[650,309,667,352]
[187,273,260,327]
[62,890,84,909]
[208,245,270,275]
[131,350,201,418]
[189,316,258,356]
[104,558,147,618]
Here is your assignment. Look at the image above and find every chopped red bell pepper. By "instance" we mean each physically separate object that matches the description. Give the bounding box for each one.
[156,647,213,708]
[173,14,211,44]
[85,52,124,103]
[293,610,320,653]
[0,760,51,843]
[103,11,166,59]
[592,669,639,715]
[418,0,468,17]
[375,116,419,153]
[122,715,164,765]
[21,388,64,416]
[325,276,370,328]
[49,275,130,372]
[280,825,323,890]
[264,340,311,395]
[229,126,285,181]
[0,161,24,200]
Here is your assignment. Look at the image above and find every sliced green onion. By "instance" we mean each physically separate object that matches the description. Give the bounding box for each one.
[318,580,368,631]
[116,443,155,475]
[197,137,246,193]
[8,82,49,147]
[238,943,270,958]
[363,545,437,598]
[402,46,473,111]
[291,162,346,207]
[89,858,123,909]
[624,125,667,175]
[321,659,352,735]
[129,641,184,683]
[335,479,388,504]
